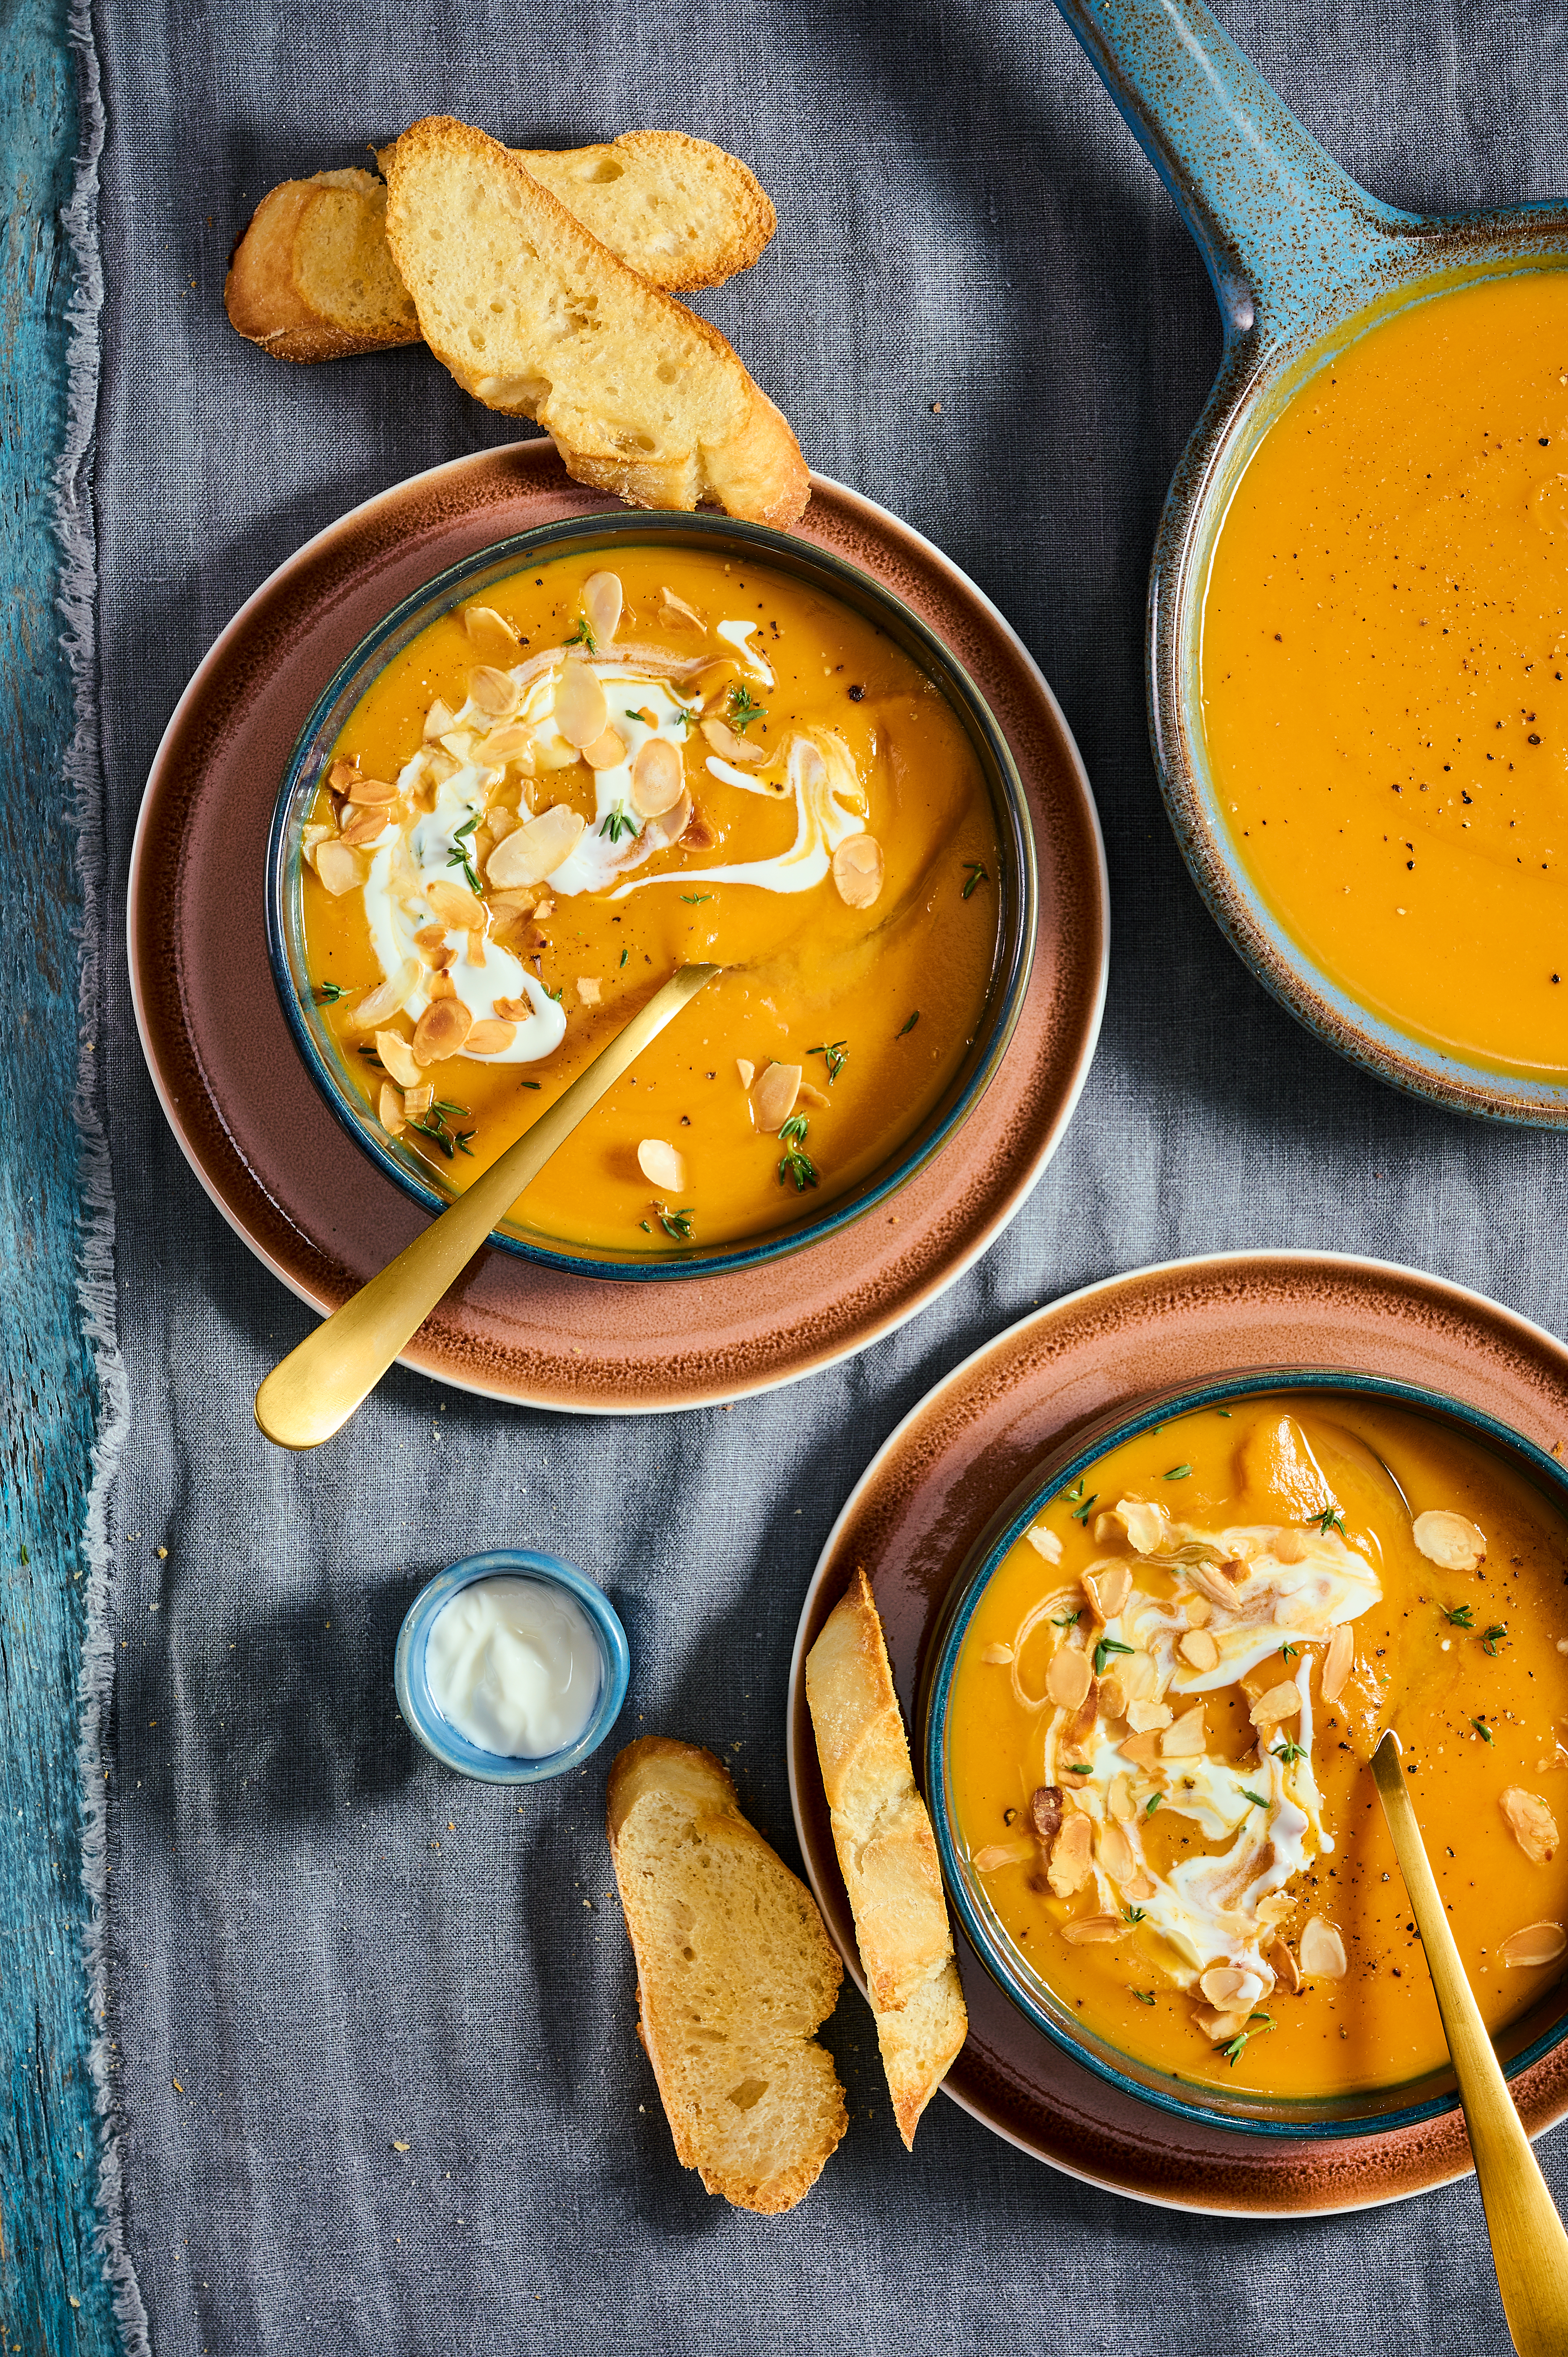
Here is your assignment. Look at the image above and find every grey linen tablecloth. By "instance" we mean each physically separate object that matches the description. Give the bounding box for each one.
[85,0,1568,2348]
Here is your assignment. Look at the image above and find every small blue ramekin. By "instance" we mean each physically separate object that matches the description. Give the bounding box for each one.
[394,1548,630,1785]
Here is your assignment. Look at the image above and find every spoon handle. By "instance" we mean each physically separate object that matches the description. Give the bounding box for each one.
[254,963,720,1451]
[1372,1730,1568,2356]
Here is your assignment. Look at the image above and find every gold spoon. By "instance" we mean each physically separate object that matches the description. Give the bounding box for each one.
[255,963,721,1451]
[1371,1728,1568,2355]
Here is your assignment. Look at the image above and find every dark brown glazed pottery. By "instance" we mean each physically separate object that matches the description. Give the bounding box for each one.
[786,1250,1568,2212]
[127,442,1107,1412]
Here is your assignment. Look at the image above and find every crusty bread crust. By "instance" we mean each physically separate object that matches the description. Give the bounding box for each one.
[805,1567,969,2147]
[382,117,808,527]
[228,132,776,365]
[606,1736,846,2212]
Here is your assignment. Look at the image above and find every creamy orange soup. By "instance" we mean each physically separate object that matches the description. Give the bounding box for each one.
[1200,269,1568,1079]
[947,1393,1568,2099]
[301,547,1001,1253]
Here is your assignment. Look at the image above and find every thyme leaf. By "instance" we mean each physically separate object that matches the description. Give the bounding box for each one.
[1271,1738,1306,1765]
[807,1039,849,1084]
[1069,1491,1099,1525]
[564,616,596,652]
[1318,1504,1347,1537]
[728,683,767,733]
[1472,1717,1495,1745]
[658,1206,694,1241]
[1443,1603,1475,1628]
[599,808,640,846]
[1164,1464,1192,1481]
[1094,1637,1134,1675]
[961,859,991,899]
[896,1010,920,1037]
[313,980,348,1004]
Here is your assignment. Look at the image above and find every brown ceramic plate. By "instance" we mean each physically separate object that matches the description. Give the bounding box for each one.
[128,443,1106,1413]
[786,1249,1568,2213]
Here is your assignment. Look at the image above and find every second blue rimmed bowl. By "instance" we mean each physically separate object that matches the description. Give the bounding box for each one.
[920,1363,1568,2140]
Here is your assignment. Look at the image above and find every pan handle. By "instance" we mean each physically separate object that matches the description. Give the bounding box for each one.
[1053,0,1418,347]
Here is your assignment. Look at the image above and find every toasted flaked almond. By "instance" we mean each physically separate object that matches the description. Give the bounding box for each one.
[752,1062,801,1133]
[971,1840,1034,1873]
[1099,1821,1136,1882]
[979,1641,1014,1666]
[375,1030,422,1089]
[1413,1508,1486,1571]
[1121,1650,1156,1701]
[345,772,398,806]
[1118,1730,1164,1771]
[1046,1647,1093,1711]
[831,832,884,909]
[1178,1628,1221,1673]
[423,698,457,741]
[701,715,768,765]
[468,665,519,719]
[1126,1700,1172,1735]
[439,732,477,767]
[312,839,363,896]
[477,722,534,766]
[1249,1681,1303,1731]
[638,1138,687,1193]
[1091,1513,1117,1546]
[1108,1773,1135,1823]
[424,878,486,931]
[1299,1917,1347,1979]
[631,736,684,817]
[412,998,472,1066]
[302,823,334,853]
[736,1057,755,1091]
[1066,1679,1100,1750]
[1030,1785,1062,1845]
[377,1080,406,1136]
[348,960,418,1029]
[1098,1673,1128,1720]
[1098,1563,1134,1618]
[464,1019,516,1056]
[555,658,608,750]
[659,585,705,628]
[1200,1964,1252,2008]
[1500,1921,1567,1968]
[1115,1498,1169,1555]
[424,750,459,786]
[534,898,556,919]
[1026,1524,1063,1565]
[414,923,447,952]
[340,807,390,846]
[576,978,602,1007]
[492,996,530,1023]
[1194,2007,1249,2044]
[582,571,624,646]
[464,606,522,665]
[582,727,627,772]
[489,888,537,912]
[1062,1915,1125,1945]
[1501,1787,1559,1865]
[427,971,456,1001]
[487,804,585,889]
[1047,1810,1093,1898]
[796,1081,830,1110]
[1162,1704,1207,1759]
[402,1082,433,1119]
[1321,1620,1355,1705]
[1184,1596,1213,1629]
[1273,1528,1308,1565]
[1187,1559,1245,1611]
[1125,1868,1158,1902]
[424,944,456,974]
[326,757,358,790]
[1268,1937,1301,1995]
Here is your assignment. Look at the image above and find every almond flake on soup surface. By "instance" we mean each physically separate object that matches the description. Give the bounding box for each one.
[751,1063,801,1133]
[582,571,623,646]
[1099,1822,1136,1882]
[1025,1524,1062,1565]
[377,1081,406,1136]
[1161,1704,1207,1758]
[1178,1628,1220,1673]
[346,773,398,806]
[971,1839,1034,1873]
[1046,1647,1092,1711]
[831,833,884,910]
[1500,1922,1567,1968]
[577,978,602,1006]
[1298,1917,1347,1979]
[1046,1811,1093,1898]
[412,999,472,1066]
[555,658,609,752]
[701,716,768,765]
[1268,1937,1301,1995]
[340,808,389,847]
[1321,1620,1355,1705]
[632,737,685,817]
[468,665,520,719]
[312,839,364,896]
[659,585,705,628]
[424,878,486,930]
[1501,1787,1559,1865]
[487,805,585,889]
[375,1030,421,1089]
[350,961,418,1029]
[979,1641,1014,1666]
[1249,1680,1303,1731]
[736,1058,755,1091]
[423,698,457,740]
[464,1020,516,1056]
[1062,1915,1124,1946]
[1412,1509,1487,1571]
[637,1139,687,1193]
[463,606,522,665]
[582,727,627,771]
[402,1083,433,1119]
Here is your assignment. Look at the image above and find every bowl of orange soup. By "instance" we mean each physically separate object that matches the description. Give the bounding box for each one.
[922,1374,1568,2135]
[266,514,1035,1275]
[1051,0,1568,1116]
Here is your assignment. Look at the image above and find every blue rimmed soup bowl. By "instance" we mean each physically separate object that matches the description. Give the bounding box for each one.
[266,509,1037,1279]
[920,1363,1568,2138]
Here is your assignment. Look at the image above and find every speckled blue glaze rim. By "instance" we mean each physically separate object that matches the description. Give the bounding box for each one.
[921,1363,1568,2141]
[1057,0,1568,1124]
[266,509,1037,1279]
[393,1548,629,1785]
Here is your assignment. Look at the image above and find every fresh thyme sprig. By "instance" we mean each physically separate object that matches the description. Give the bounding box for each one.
[777,1110,819,1192]
[564,616,596,652]
[1122,1905,1146,1926]
[1318,1504,1347,1537]
[658,1206,694,1241]
[1241,1787,1269,1810]
[961,859,991,899]
[1051,1609,1082,1628]
[1482,1623,1508,1655]
[1472,1717,1495,1745]
[896,1010,920,1037]
[1222,2011,1275,2067]
[1069,1491,1099,1525]
[1094,1636,1133,1676]
[599,807,640,846]
[728,683,767,733]
[1164,1464,1192,1481]
[446,811,482,892]
[1443,1603,1475,1628]
[313,980,349,1004]
[807,1039,849,1084]
[1271,1738,1306,1765]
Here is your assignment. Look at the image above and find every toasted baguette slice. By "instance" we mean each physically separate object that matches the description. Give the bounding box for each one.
[226,170,419,362]
[226,132,776,365]
[606,1737,846,2213]
[382,117,809,527]
[805,1566,968,2147]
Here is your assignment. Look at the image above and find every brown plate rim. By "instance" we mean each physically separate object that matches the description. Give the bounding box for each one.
[126,445,1109,1414]
[786,1247,1568,2213]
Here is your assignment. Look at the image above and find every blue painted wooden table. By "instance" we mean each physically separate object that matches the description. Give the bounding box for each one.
[1,0,116,2347]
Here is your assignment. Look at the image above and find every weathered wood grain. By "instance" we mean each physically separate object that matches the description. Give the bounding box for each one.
[0,0,117,2348]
